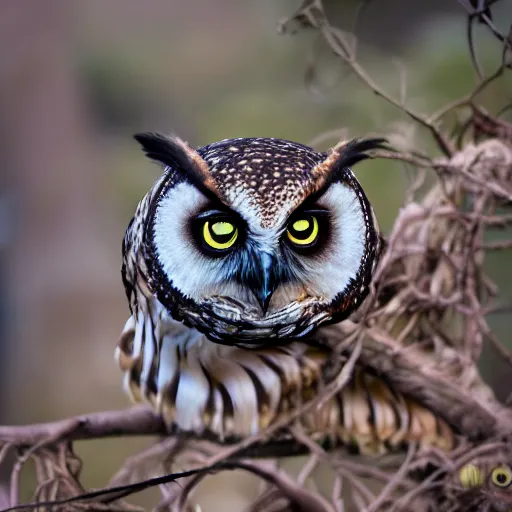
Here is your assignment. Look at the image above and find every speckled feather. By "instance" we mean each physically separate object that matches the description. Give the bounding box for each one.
[198,138,325,228]
[200,136,387,228]
[128,135,385,342]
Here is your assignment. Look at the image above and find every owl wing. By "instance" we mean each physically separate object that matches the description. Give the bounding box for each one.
[121,217,137,312]
[121,173,169,312]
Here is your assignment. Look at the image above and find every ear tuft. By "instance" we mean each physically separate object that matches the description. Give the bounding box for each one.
[310,137,389,195]
[331,137,389,168]
[134,132,225,202]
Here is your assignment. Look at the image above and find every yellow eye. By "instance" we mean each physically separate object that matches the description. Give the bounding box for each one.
[459,464,484,488]
[491,465,512,488]
[287,215,319,246]
[203,220,238,250]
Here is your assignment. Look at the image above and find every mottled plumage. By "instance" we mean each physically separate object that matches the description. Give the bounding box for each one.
[116,133,454,454]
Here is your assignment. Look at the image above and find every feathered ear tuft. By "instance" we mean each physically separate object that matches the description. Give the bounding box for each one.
[134,132,226,203]
[310,137,389,195]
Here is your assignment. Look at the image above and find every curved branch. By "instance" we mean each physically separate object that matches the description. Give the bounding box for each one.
[0,405,166,446]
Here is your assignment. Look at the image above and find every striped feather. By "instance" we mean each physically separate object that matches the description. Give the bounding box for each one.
[115,303,455,453]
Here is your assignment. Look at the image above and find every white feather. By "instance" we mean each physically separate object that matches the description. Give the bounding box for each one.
[153,182,227,299]
[302,182,367,300]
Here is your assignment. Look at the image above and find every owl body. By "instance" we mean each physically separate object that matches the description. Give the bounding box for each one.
[116,134,454,454]
[116,300,453,453]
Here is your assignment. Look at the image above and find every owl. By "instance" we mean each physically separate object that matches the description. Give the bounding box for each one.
[116,133,454,454]
[453,458,512,511]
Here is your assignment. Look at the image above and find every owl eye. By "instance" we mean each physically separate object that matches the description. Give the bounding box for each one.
[203,219,238,250]
[491,466,512,488]
[459,464,484,488]
[286,215,320,247]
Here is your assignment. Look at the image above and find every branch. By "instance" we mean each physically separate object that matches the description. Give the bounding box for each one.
[0,405,166,446]
[359,335,512,438]
[278,0,456,156]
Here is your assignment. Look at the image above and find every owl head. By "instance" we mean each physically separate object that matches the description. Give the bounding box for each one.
[127,133,384,346]
[457,459,512,511]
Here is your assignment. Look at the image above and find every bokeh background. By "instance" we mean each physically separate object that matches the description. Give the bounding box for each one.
[1,0,512,509]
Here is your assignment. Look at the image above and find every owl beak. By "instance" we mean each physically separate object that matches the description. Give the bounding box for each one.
[254,252,278,314]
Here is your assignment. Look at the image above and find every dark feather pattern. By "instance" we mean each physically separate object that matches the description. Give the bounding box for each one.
[116,313,455,452]
[309,137,389,198]
[333,137,389,169]
[134,132,227,204]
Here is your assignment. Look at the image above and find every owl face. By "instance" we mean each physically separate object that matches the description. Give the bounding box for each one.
[130,134,383,345]
[457,459,512,511]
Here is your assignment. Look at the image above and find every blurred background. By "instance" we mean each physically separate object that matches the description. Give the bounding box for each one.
[1,0,512,509]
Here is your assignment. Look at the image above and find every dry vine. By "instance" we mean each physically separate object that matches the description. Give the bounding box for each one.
[2,1,512,511]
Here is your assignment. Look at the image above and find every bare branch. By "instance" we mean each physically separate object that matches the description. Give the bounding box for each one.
[0,405,166,446]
